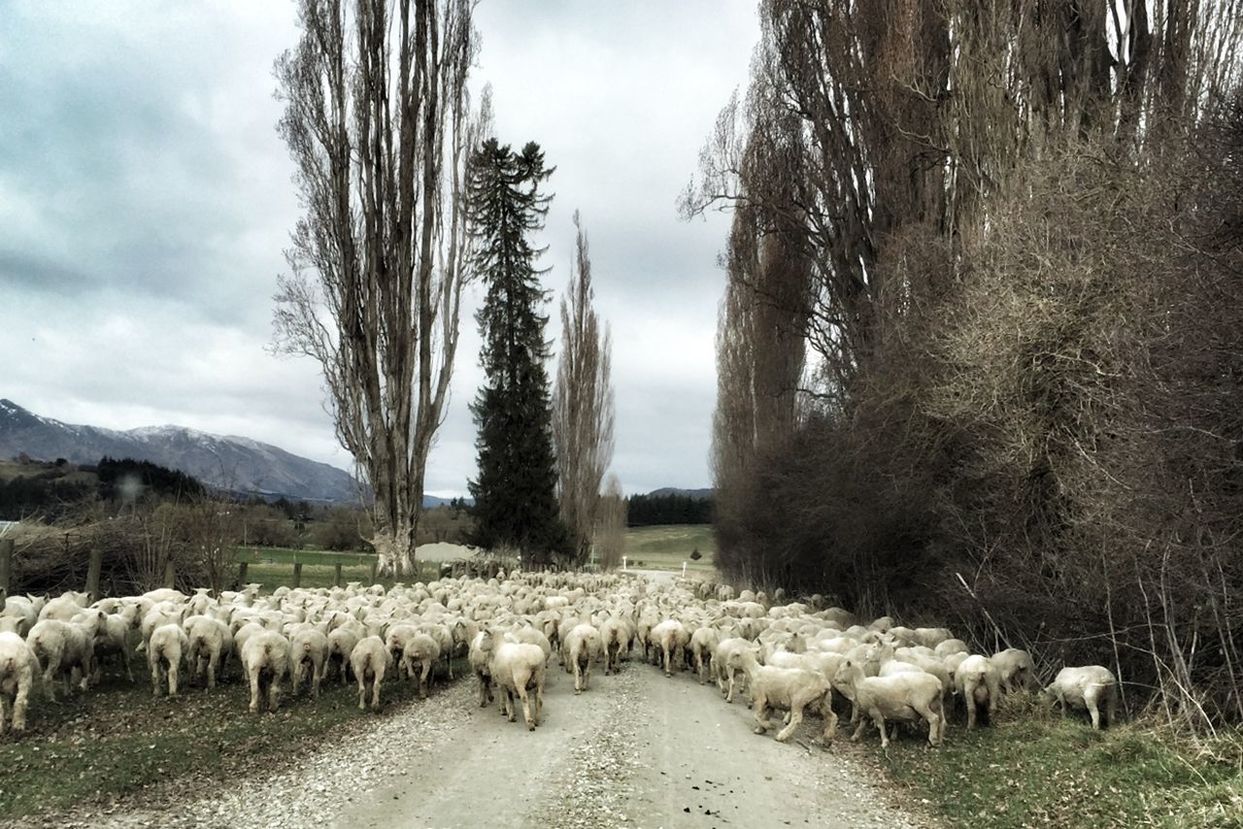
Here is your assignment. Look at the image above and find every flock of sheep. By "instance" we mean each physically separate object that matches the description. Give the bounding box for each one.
[0,570,1119,751]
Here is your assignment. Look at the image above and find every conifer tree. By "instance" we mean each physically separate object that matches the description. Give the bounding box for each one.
[466,139,569,562]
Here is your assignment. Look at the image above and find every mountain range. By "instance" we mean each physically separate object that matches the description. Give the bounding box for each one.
[0,399,361,503]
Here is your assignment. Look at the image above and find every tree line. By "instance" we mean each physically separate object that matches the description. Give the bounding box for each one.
[686,0,1243,730]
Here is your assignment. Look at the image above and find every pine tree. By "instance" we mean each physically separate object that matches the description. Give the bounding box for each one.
[466,139,569,563]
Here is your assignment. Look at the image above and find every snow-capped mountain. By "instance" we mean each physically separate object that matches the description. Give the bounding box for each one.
[0,399,362,503]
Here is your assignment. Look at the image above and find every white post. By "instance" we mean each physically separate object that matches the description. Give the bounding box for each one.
[623,556,628,571]
[682,561,687,578]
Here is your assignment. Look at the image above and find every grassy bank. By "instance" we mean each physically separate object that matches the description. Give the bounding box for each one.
[0,660,464,821]
[874,698,1243,828]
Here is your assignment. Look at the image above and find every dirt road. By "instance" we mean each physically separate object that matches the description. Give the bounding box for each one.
[334,658,923,829]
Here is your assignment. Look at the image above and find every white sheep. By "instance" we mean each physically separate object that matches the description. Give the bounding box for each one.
[184,616,232,689]
[689,626,720,684]
[349,635,390,711]
[468,630,495,708]
[326,625,362,685]
[599,617,630,675]
[0,631,37,734]
[147,622,189,697]
[563,623,602,694]
[26,618,95,700]
[834,658,945,748]
[93,612,136,682]
[954,654,1001,729]
[990,648,1038,694]
[479,629,545,731]
[1044,665,1118,730]
[650,619,689,677]
[240,630,291,713]
[290,627,330,699]
[714,637,758,703]
[734,649,837,743]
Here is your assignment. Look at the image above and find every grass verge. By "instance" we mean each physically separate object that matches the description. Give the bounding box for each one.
[873,697,1243,828]
[0,659,465,822]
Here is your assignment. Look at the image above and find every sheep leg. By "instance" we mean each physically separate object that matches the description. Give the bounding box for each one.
[663,645,672,677]
[965,687,977,730]
[849,715,869,742]
[149,655,163,697]
[1087,694,1102,730]
[873,712,890,748]
[504,687,516,722]
[267,672,282,712]
[248,669,263,713]
[752,697,770,735]
[417,660,431,700]
[726,671,737,704]
[581,658,590,692]
[776,705,805,742]
[357,672,369,711]
[371,667,385,710]
[0,694,6,734]
[207,651,219,690]
[819,697,839,743]
[534,672,544,726]
[41,656,61,702]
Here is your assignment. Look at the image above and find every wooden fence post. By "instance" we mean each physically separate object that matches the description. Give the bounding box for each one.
[292,561,303,588]
[85,546,104,600]
[163,560,176,589]
[235,560,249,591]
[334,563,343,588]
[369,558,378,585]
[0,539,13,600]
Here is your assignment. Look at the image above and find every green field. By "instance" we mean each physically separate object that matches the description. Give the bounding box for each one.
[228,524,718,589]
[622,524,715,572]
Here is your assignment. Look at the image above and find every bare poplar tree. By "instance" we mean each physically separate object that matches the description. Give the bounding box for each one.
[552,211,615,565]
[595,474,626,570]
[272,0,485,576]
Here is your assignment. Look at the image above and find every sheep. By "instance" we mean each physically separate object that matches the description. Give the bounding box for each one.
[599,617,630,675]
[833,658,944,748]
[934,639,970,658]
[184,616,232,689]
[2,596,41,636]
[468,630,495,708]
[240,631,291,713]
[478,629,545,731]
[733,649,837,743]
[714,637,758,703]
[326,625,362,685]
[147,623,189,697]
[38,591,90,622]
[650,619,689,677]
[349,635,390,711]
[26,618,94,700]
[689,626,720,684]
[399,633,441,700]
[0,632,37,734]
[1043,666,1118,730]
[954,654,1001,729]
[290,627,330,699]
[990,648,1038,694]
[92,612,136,682]
[563,623,602,694]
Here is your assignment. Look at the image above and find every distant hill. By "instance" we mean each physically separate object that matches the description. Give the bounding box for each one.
[0,398,361,503]
[646,487,714,501]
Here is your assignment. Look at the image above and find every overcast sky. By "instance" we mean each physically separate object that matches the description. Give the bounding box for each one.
[0,1,759,497]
